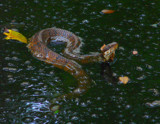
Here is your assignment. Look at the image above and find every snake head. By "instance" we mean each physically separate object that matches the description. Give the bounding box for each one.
[3,28,28,44]
[100,42,118,62]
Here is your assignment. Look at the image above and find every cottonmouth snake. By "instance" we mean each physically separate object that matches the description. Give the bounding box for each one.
[4,27,118,111]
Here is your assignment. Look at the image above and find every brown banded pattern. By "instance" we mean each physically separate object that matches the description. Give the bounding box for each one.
[26,27,118,111]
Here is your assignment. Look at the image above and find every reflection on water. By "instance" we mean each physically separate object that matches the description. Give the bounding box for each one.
[0,0,160,123]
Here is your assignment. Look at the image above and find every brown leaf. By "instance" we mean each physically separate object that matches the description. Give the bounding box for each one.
[101,9,115,14]
[119,76,129,84]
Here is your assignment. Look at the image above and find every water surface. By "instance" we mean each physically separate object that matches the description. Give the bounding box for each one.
[0,0,160,123]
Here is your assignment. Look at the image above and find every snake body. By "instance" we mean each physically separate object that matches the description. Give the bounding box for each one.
[4,27,118,110]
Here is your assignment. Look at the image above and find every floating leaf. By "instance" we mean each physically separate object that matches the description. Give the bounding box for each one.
[54,110,59,114]
[132,50,138,55]
[119,76,129,84]
[101,9,115,14]
[3,29,28,44]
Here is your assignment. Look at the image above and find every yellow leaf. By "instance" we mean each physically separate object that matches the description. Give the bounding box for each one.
[119,76,129,84]
[3,29,28,44]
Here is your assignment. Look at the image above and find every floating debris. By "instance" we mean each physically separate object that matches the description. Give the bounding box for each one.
[101,9,115,14]
[54,110,59,114]
[119,76,129,84]
[132,50,138,55]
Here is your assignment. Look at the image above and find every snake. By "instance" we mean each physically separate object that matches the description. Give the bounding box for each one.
[3,27,118,111]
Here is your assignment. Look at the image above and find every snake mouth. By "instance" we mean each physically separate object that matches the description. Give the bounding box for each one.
[100,42,118,62]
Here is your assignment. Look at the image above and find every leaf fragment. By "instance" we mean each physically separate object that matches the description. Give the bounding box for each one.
[132,50,138,55]
[3,29,28,44]
[101,9,115,14]
[54,110,59,114]
[119,76,129,84]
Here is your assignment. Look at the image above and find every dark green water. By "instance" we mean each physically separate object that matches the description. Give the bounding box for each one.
[0,0,160,123]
